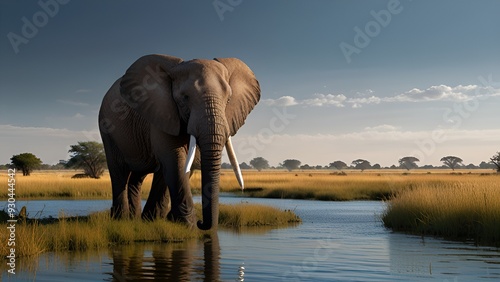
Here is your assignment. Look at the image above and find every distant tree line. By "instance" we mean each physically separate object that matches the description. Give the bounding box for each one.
[221,153,500,172]
[4,145,500,176]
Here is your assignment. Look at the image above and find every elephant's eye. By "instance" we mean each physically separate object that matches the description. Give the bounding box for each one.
[182,94,189,102]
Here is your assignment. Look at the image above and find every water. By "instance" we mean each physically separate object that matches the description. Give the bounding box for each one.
[4,196,500,281]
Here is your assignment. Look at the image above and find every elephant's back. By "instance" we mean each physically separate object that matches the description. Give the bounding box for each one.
[99,78,156,171]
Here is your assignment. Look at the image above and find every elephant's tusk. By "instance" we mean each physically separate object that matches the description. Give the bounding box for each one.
[225,136,244,190]
[184,135,197,174]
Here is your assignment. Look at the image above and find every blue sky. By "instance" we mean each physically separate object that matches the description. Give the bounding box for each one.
[1,0,500,167]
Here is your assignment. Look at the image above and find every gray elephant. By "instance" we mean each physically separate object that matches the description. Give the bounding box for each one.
[98,54,260,230]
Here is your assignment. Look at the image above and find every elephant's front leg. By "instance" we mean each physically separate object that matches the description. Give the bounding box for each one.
[151,131,195,226]
[164,149,195,227]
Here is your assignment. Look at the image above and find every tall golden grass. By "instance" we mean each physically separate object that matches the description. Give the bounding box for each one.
[223,170,500,201]
[382,178,500,246]
[0,169,498,201]
[0,203,301,258]
[0,171,116,199]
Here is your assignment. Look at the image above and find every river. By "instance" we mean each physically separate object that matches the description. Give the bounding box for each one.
[4,195,500,281]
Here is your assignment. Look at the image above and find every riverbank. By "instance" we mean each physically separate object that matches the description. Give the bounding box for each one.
[0,203,301,258]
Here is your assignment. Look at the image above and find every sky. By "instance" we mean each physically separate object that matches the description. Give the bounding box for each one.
[1,0,500,167]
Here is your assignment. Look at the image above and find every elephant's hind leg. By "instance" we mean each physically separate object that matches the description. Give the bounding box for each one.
[109,165,131,219]
[102,130,132,219]
[142,170,170,220]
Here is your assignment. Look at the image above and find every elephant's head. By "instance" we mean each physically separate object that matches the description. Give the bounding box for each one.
[119,54,260,230]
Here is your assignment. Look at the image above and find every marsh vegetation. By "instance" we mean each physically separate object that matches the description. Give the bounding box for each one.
[0,203,301,258]
[382,179,500,246]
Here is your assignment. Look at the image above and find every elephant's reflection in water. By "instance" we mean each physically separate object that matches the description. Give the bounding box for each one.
[109,234,220,281]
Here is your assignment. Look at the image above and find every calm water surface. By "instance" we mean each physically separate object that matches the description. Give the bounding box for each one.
[4,196,500,281]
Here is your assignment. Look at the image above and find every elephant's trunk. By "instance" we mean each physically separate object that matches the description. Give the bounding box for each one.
[197,142,223,230]
[195,99,228,230]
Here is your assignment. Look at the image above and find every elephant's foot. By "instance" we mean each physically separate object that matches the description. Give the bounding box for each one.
[167,211,196,228]
[142,209,167,221]
[142,203,170,221]
[110,205,129,219]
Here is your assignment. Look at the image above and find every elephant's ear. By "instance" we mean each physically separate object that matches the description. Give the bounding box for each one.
[214,58,261,136]
[120,54,183,136]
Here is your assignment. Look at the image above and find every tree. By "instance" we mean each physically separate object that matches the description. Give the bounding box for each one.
[398,156,420,171]
[250,157,270,171]
[239,162,252,169]
[282,159,301,172]
[490,152,500,172]
[440,156,463,171]
[221,162,232,169]
[465,163,477,169]
[329,161,347,170]
[66,141,107,179]
[300,164,312,170]
[479,161,496,169]
[10,153,42,176]
[351,159,371,171]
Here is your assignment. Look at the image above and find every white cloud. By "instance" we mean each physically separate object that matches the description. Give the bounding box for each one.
[389,85,475,102]
[364,124,400,131]
[0,124,98,139]
[263,96,298,107]
[385,84,500,103]
[302,94,346,107]
[57,99,90,107]
[355,89,374,96]
[347,96,381,108]
[264,94,346,107]
[262,84,500,108]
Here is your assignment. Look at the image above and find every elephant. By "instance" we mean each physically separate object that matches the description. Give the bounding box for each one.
[98,54,260,230]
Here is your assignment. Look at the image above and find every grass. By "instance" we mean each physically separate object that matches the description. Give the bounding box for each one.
[2,169,497,201]
[382,179,500,246]
[0,203,301,258]
[0,171,116,199]
[228,169,500,201]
